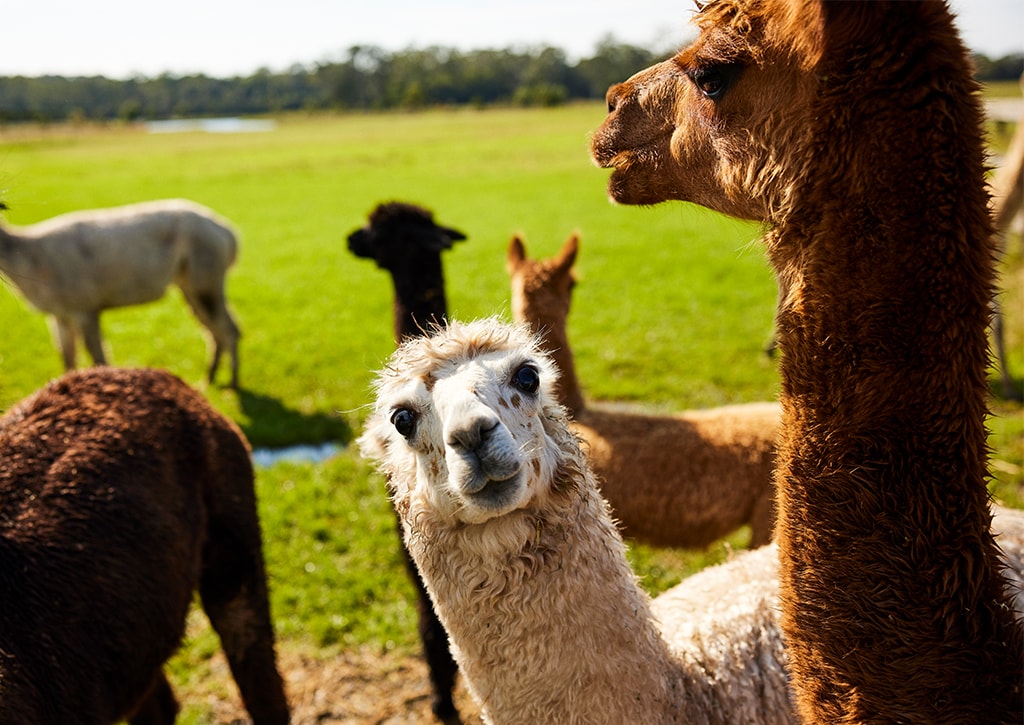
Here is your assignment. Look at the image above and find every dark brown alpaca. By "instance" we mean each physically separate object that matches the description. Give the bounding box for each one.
[0,367,288,724]
[507,233,779,548]
[591,0,1024,721]
[347,201,467,723]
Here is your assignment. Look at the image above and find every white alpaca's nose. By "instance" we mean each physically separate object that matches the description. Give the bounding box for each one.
[447,412,499,452]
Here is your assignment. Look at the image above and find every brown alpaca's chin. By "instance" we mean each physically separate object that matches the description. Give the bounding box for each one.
[605,167,673,207]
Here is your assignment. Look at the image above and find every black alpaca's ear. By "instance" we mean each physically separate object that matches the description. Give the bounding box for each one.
[423,225,467,251]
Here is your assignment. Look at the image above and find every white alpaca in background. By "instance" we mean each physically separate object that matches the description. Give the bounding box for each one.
[0,199,241,387]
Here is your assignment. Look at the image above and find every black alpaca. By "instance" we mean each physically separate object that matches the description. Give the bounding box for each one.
[348,201,466,722]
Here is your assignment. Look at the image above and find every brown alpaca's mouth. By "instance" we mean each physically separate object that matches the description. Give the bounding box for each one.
[589,126,625,170]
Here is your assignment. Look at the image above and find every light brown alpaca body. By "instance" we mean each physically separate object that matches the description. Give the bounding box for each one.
[507,234,778,547]
[591,0,1023,721]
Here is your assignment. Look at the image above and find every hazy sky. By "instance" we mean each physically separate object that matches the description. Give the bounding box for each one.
[5,0,1022,80]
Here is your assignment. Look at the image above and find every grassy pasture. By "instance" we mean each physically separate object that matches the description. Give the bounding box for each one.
[1,103,1021,722]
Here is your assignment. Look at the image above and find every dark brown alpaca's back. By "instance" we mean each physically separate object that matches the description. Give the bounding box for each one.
[0,367,288,724]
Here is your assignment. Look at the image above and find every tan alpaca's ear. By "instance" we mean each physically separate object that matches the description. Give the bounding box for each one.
[556,233,579,273]
[507,235,527,274]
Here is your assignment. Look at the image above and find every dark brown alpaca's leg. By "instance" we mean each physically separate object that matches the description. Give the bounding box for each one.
[199,519,290,725]
[394,508,460,723]
[127,671,178,725]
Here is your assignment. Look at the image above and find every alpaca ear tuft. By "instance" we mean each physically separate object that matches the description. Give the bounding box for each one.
[507,235,527,272]
[558,234,580,271]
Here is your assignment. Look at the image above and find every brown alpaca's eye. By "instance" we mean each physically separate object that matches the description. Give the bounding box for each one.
[690,66,732,99]
[511,364,540,395]
[391,408,417,438]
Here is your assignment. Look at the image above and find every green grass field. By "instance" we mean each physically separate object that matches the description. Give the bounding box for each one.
[2,102,1021,722]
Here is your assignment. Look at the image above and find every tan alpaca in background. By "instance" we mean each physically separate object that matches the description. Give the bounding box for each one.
[507,233,779,548]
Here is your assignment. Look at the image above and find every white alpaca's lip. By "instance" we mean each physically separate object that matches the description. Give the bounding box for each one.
[463,470,525,512]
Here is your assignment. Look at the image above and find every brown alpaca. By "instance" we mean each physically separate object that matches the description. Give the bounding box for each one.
[591,0,1024,721]
[507,233,779,547]
[0,367,288,724]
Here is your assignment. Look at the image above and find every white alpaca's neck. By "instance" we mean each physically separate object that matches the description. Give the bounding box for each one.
[406,476,688,724]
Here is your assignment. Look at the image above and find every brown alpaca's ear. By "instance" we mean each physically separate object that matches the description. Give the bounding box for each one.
[507,235,527,274]
[556,233,579,273]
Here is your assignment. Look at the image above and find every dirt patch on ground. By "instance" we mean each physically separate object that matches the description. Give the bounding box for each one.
[198,646,483,724]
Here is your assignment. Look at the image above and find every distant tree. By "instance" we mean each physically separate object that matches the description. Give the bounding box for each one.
[6,43,1017,123]
[577,36,660,98]
[973,52,1024,82]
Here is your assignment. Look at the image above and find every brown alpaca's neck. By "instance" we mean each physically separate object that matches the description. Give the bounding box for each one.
[409,482,686,722]
[769,23,1023,721]
[537,318,585,417]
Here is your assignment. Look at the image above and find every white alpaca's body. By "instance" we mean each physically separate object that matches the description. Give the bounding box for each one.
[361,319,791,724]
[361,318,1024,724]
[0,199,241,387]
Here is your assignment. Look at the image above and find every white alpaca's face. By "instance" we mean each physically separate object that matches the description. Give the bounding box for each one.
[361,330,564,526]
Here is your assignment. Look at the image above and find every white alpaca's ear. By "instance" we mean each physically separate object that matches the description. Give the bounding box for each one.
[357,421,391,464]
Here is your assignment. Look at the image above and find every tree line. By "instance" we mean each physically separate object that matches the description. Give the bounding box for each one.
[1,40,1020,124]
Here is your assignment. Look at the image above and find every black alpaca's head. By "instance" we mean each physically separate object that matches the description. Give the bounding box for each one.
[347,201,466,271]
[348,201,468,342]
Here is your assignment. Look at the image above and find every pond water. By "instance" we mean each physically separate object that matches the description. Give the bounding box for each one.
[145,117,277,134]
[251,442,343,468]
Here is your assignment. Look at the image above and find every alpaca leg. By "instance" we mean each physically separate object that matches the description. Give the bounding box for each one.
[199,521,289,725]
[181,288,241,388]
[127,671,179,725]
[394,508,460,723]
[79,312,108,366]
[992,301,1019,400]
[748,489,776,548]
[49,316,78,370]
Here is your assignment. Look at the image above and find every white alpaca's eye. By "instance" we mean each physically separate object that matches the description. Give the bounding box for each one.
[391,408,418,438]
[511,364,540,395]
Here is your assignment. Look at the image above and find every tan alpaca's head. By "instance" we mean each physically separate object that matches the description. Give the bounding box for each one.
[506,233,578,331]
[359,318,574,526]
[590,0,823,220]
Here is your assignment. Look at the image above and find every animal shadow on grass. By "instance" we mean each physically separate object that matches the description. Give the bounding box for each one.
[236,388,352,449]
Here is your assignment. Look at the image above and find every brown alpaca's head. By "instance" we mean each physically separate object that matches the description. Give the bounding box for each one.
[590,0,824,221]
[506,234,586,416]
[506,233,578,332]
